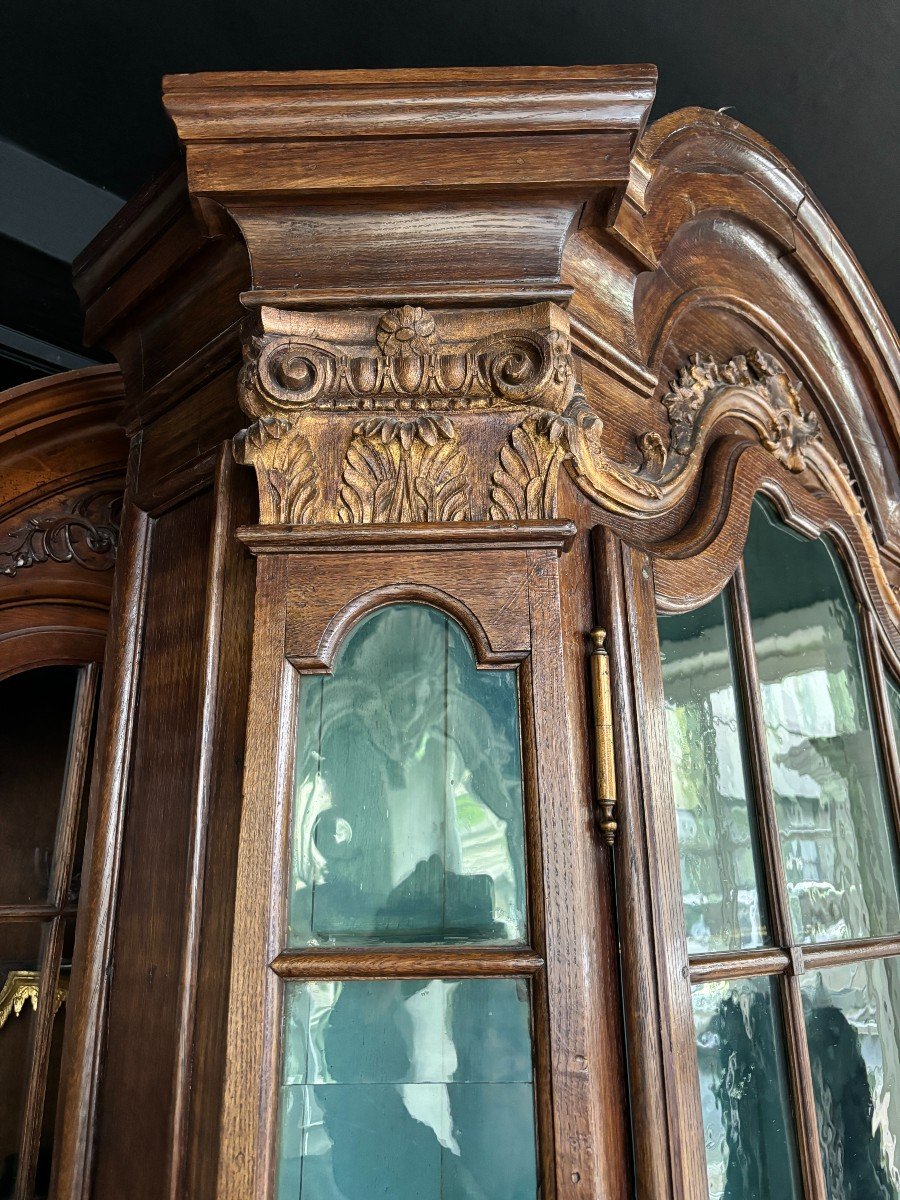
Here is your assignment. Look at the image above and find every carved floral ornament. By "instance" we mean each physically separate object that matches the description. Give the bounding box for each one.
[233,301,841,530]
[0,492,121,578]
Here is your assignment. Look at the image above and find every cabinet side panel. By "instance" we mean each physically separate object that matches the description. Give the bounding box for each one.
[185,463,257,1200]
[91,489,213,1200]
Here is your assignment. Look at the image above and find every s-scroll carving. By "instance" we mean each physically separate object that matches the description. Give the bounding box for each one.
[0,492,120,577]
[556,349,824,519]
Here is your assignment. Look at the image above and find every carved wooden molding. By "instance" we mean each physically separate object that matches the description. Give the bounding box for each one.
[0,492,121,578]
[233,300,840,535]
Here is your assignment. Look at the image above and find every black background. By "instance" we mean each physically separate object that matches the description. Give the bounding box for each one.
[1,0,896,369]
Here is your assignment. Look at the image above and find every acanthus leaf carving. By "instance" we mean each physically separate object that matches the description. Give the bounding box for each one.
[649,349,821,481]
[338,415,470,524]
[233,415,320,525]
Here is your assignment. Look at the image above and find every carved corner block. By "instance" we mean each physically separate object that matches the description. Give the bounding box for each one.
[232,301,592,525]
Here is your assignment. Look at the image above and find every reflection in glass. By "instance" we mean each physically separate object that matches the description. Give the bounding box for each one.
[692,976,802,1200]
[659,595,768,954]
[277,978,537,1199]
[802,957,900,1198]
[289,605,527,946]
[887,674,900,771]
[744,499,900,942]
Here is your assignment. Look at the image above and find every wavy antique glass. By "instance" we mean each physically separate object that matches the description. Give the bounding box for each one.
[659,596,769,954]
[692,976,802,1200]
[802,957,900,1199]
[288,604,527,947]
[277,977,538,1200]
[744,498,900,943]
[887,673,900,764]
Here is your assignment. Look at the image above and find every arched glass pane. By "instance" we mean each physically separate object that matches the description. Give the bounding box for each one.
[744,498,900,943]
[277,977,538,1200]
[288,604,527,946]
[802,956,900,1198]
[659,594,769,954]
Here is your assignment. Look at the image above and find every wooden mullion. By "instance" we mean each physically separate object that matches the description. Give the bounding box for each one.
[271,946,544,979]
[48,664,100,912]
[688,947,789,982]
[804,933,900,970]
[728,562,827,1200]
[0,905,78,923]
[690,934,900,979]
[14,916,66,1200]
[779,975,828,1200]
[728,564,794,949]
[859,605,900,853]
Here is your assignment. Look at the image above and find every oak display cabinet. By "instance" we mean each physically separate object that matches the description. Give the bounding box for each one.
[2,66,898,1200]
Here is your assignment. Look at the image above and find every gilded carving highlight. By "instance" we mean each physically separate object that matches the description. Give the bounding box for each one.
[0,970,68,1030]
[234,302,579,524]
[338,416,471,524]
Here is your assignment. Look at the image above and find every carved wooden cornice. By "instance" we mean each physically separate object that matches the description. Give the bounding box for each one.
[233,302,831,529]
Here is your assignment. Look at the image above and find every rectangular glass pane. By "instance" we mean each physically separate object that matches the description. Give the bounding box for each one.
[289,605,527,947]
[0,667,80,904]
[692,975,802,1200]
[802,956,900,1198]
[886,672,900,766]
[0,923,42,1194]
[277,978,538,1199]
[744,498,900,942]
[659,594,769,953]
